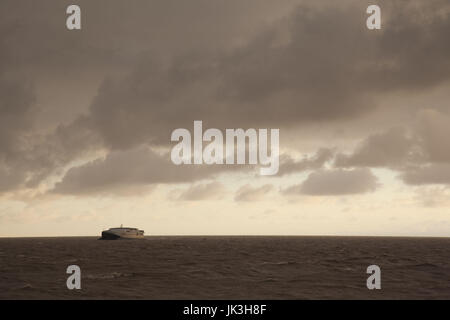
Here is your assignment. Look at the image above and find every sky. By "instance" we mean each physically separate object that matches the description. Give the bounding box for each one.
[1,0,450,237]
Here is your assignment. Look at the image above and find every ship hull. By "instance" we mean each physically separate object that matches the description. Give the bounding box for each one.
[99,230,145,240]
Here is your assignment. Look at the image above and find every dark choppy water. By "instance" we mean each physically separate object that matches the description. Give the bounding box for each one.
[0,236,449,299]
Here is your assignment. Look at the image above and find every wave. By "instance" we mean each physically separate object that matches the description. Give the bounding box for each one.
[260,261,297,266]
[85,272,135,280]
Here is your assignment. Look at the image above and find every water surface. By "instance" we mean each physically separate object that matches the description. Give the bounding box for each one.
[1,236,449,299]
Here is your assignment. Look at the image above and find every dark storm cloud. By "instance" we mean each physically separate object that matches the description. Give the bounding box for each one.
[0,0,295,72]
[0,101,102,192]
[0,75,38,192]
[283,168,379,196]
[1,0,450,194]
[52,146,247,195]
[277,109,450,188]
[0,0,298,194]
[333,109,450,186]
[414,109,450,163]
[396,110,450,186]
[22,117,104,188]
[334,127,416,168]
[0,165,26,192]
[0,76,35,156]
[76,0,450,150]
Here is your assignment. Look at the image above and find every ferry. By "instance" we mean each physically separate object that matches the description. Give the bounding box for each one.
[99,225,145,240]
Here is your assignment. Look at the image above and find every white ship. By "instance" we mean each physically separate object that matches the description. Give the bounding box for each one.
[99,225,145,240]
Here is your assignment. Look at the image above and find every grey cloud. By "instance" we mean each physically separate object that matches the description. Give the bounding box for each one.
[284,168,379,195]
[332,109,450,186]
[415,109,450,163]
[0,0,296,72]
[0,164,26,192]
[52,146,244,195]
[70,0,450,150]
[217,0,450,116]
[178,182,225,201]
[234,184,274,202]
[0,76,35,156]
[279,148,334,176]
[0,113,102,193]
[335,127,416,168]
[0,75,38,192]
[2,0,450,194]
[400,164,450,186]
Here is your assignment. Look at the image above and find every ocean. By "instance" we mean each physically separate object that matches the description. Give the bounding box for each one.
[0,236,449,299]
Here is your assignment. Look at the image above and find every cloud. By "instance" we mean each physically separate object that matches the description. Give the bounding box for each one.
[60,0,450,150]
[335,127,416,168]
[0,75,37,192]
[0,114,103,194]
[284,168,379,196]
[400,164,450,186]
[0,0,296,72]
[412,186,450,207]
[2,0,450,195]
[234,184,274,202]
[177,182,225,201]
[278,148,334,176]
[52,146,244,195]
[395,110,450,186]
[0,164,26,193]
[0,0,296,193]
[415,109,450,163]
[333,109,450,185]
[0,76,35,155]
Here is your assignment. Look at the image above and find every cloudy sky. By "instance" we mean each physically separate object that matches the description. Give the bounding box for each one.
[1,0,450,237]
